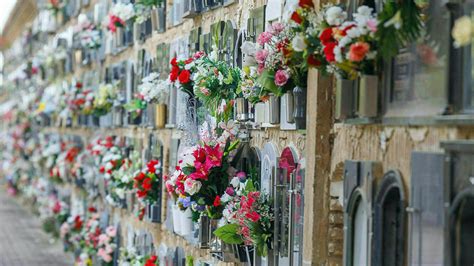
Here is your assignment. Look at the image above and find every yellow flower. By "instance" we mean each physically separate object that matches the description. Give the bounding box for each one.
[384,10,402,30]
[36,102,46,113]
[452,16,473,48]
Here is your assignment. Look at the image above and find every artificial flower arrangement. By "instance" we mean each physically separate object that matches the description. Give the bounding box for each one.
[124,72,169,119]
[318,5,378,79]
[60,215,84,252]
[92,83,118,116]
[106,150,142,207]
[133,159,162,204]
[75,14,102,50]
[134,0,164,24]
[96,226,118,265]
[240,22,296,103]
[214,173,274,257]
[169,52,205,96]
[165,137,239,221]
[285,0,328,75]
[76,208,102,265]
[192,50,241,122]
[105,3,136,33]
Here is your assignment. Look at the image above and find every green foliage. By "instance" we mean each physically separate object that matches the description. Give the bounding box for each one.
[137,0,163,7]
[377,0,423,59]
[123,99,147,119]
[213,224,244,244]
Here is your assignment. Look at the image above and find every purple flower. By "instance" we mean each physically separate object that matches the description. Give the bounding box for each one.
[255,49,269,65]
[274,69,290,87]
[178,197,193,208]
[225,187,235,196]
[257,31,273,46]
[236,171,246,181]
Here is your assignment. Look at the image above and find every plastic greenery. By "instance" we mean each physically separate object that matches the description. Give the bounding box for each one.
[377,0,423,59]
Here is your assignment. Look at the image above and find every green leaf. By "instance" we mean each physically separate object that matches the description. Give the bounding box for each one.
[256,69,281,96]
[213,224,244,244]
[182,166,195,175]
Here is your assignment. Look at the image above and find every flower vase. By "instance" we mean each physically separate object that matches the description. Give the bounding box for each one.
[232,244,253,263]
[235,97,249,122]
[293,86,307,130]
[171,205,182,235]
[116,27,124,47]
[254,102,265,124]
[179,208,193,236]
[282,91,294,124]
[125,191,134,212]
[133,22,140,43]
[335,78,356,120]
[148,203,161,223]
[268,94,280,124]
[358,75,378,118]
[199,215,211,248]
[157,5,166,33]
[155,103,167,128]
[147,103,156,128]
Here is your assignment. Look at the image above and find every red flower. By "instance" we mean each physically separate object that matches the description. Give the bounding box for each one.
[298,0,314,8]
[178,70,191,84]
[204,144,223,169]
[348,42,370,62]
[147,159,159,173]
[193,147,206,163]
[307,54,321,67]
[76,82,83,89]
[213,195,221,207]
[99,165,105,174]
[290,12,303,24]
[88,207,97,213]
[169,66,179,82]
[145,255,158,266]
[135,172,146,182]
[189,163,208,180]
[137,190,147,198]
[170,57,178,66]
[143,177,153,191]
[245,211,261,222]
[184,58,193,64]
[138,206,146,220]
[320,28,334,45]
[323,42,337,62]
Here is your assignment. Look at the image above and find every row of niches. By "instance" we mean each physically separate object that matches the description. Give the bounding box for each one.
[0,124,306,265]
[343,141,474,266]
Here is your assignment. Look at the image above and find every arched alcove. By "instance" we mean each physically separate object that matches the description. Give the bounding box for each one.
[450,189,474,266]
[373,170,406,266]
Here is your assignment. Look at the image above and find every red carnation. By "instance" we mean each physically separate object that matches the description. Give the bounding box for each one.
[298,0,314,8]
[143,177,153,191]
[320,28,334,45]
[213,195,221,207]
[88,207,97,213]
[145,255,158,266]
[178,70,191,84]
[184,57,193,64]
[169,66,179,82]
[291,12,303,24]
[170,57,178,66]
[323,42,337,62]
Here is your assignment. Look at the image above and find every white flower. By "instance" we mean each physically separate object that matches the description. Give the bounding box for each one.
[115,188,125,199]
[338,36,352,48]
[384,10,402,30]
[292,34,307,52]
[230,176,240,188]
[221,193,232,203]
[325,6,347,26]
[184,179,202,195]
[452,16,473,48]
[111,3,135,21]
[356,6,373,17]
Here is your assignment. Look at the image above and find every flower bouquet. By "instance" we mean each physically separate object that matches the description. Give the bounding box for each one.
[105,3,135,33]
[106,150,142,207]
[319,6,378,79]
[192,50,241,122]
[92,83,118,116]
[165,138,239,221]
[96,226,117,266]
[124,72,169,119]
[241,22,295,100]
[214,175,274,257]
[169,51,205,96]
[75,14,102,50]
[133,159,162,204]
[60,215,84,252]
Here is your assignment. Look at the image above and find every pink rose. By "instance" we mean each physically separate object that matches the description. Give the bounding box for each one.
[270,22,285,34]
[274,69,290,87]
[200,87,210,95]
[257,31,273,46]
[255,49,269,64]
